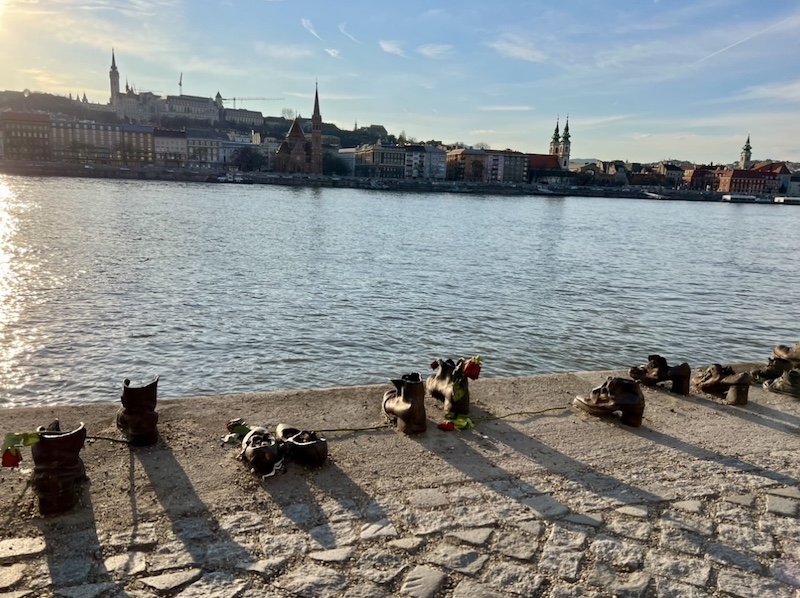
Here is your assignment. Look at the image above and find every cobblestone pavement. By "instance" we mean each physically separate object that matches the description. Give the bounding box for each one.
[2,368,800,597]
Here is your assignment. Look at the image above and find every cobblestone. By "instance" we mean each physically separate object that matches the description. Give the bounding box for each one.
[5,371,800,598]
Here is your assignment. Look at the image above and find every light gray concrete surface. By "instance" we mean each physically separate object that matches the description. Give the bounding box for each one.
[2,366,800,597]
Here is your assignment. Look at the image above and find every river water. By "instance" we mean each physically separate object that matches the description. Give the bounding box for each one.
[0,175,798,407]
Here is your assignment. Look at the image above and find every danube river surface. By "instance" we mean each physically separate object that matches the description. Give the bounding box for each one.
[1,175,798,407]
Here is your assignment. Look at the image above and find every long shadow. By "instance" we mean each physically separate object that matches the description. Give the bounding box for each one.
[645,382,800,436]
[134,438,254,567]
[36,483,113,590]
[627,424,799,486]
[258,459,389,550]
[472,406,664,501]
[480,398,800,489]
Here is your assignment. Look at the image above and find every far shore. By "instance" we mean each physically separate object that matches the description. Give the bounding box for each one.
[0,160,729,202]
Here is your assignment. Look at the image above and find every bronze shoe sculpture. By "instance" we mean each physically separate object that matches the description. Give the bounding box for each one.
[772,342,800,364]
[383,372,427,435]
[426,358,471,416]
[239,427,284,478]
[629,354,691,395]
[116,375,160,446]
[573,377,645,427]
[692,364,752,406]
[31,419,88,516]
[275,424,328,467]
[751,357,793,383]
[764,369,800,398]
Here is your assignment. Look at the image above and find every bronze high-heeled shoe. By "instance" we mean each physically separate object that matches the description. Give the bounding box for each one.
[573,377,645,427]
[692,365,752,405]
[629,355,691,395]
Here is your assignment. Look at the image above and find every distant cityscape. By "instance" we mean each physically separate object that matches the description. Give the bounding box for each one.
[1,51,799,197]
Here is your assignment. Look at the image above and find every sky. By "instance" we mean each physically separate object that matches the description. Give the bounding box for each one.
[1,0,800,164]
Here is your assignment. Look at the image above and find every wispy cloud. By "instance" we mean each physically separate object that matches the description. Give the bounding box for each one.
[416,44,452,59]
[479,105,533,112]
[254,42,313,60]
[486,34,546,63]
[379,40,406,58]
[470,129,496,135]
[571,114,636,128]
[736,79,800,103]
[325,49,341,59]
[301,18,322,40]
[339,22,358,43]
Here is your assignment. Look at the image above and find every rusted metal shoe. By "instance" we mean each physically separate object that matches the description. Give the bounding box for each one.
[426,358,470,416]
[764,369,800,398]
[573,377,645,427]
[751,357,793,383]
[692,364,752,405]
[772,342,800,364]
[275,424,328,467]
[239,427,283,478]
[116,375,159,446]
[31,420,88,516]
[383,372,427,435]
[629,355,691,395]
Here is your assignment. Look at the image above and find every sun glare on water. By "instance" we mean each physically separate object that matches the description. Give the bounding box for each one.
[0,177,28,394]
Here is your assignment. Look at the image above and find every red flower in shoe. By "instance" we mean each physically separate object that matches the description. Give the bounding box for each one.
[2,447,21,468]
[463,356,482,380]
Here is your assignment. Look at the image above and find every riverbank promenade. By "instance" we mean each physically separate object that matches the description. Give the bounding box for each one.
[2,368,800,597]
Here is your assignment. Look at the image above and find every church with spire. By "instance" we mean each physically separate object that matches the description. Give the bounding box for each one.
[274,84,323,174]
[527,117,573,182]
[548,117,571,169]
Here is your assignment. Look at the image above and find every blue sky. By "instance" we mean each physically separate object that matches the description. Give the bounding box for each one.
[2,0,800,163]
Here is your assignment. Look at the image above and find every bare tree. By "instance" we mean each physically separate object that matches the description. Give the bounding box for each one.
[281,108,295,120]
[474,141,491,150]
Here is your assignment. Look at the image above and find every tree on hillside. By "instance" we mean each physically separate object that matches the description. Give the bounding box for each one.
[281,108,296,120]
[323,153,349,176]
[474,141,491,150]
[230,146,266,172]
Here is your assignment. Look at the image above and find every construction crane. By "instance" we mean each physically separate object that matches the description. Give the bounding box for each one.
[221,97,284,109]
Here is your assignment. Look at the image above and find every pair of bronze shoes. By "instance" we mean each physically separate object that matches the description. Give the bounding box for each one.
[764,369,800,398]
[692,364,751,405]
[629,355,691,395]
[759,342,800,398]
[573,377,645,427]
[239,424,328,478]
[751,357,794,383]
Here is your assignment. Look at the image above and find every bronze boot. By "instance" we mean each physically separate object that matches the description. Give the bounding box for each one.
[668,362,692,396]
[764,369,800,398]
[383,373,427,435]
[573,377,645,427]
[116,375,160,446]
[31,420,88,516]
[426,358,471,416]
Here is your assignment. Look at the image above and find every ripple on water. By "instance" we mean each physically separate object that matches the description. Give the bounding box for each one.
[0,176,798,407]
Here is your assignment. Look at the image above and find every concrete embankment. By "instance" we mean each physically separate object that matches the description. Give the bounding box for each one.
[1,368,799,597]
